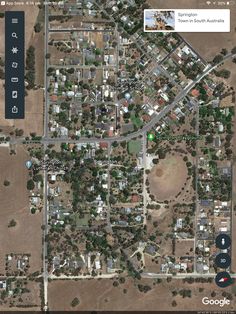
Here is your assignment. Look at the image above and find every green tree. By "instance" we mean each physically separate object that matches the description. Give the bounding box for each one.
[3,180,10,187]
[34,22,42,33]
[231,46,236,54]
[27,179,35,190]
[8,219,17,228]
[71,297,80,307]
[212,54,223,65]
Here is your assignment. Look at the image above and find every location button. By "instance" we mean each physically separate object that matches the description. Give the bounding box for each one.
[5,11,25,119]
[215,234,231,250]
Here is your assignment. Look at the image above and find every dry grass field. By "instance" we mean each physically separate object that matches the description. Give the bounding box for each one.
[148,154,188,201]
[31,30,45,87]
[49,16,83,29]
[48,278,236,311]
[0,145,42,275]
[175,239,194,257]
[0,80,14,130]
[14,89,44,136]
[216,59,236,92]
[0,146,29,213]
[0,17,5,60]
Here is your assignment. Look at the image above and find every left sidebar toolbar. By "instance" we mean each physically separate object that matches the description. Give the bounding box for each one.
[5,11,25,119]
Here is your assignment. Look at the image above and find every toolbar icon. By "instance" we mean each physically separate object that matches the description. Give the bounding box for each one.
[12,91,18,99]
[11,77,18,83]
[12,32,18,39]
[11,18,18,24]
[11,106,18,114]
[11,47,18,54]
[215,253,231,269]
[12,62,18,69]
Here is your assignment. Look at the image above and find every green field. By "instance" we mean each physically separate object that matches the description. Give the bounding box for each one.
[73,213,90,227]
[128,140,142,155]
[131,114,143,128]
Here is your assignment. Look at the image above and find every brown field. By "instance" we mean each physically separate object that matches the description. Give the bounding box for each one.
[148,0,236,61]
[148,154,187,201]
[48,45,68,64]
[0,145,42,274]
[49,16,83,29]
[31,30,45,86]
[91,32,104,49]
[18,280,41,308]
[175,239,194,257]
[49,45,82,65]
[0,17,5,59]
[0,146,29,213]
[14,89,44,136]
[147,205,173,235]
[49,31,72,41]
[0,80,14,130]
[216,59,236,93]
[48,278,236,311]
[144,255,162,273]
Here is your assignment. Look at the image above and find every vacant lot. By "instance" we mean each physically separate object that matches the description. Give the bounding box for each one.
[128,140,142,155]
[14,89,44,136]
[0,146,29,213]
[49,16,83,29]
[0,17,5,59]
[48,278,236,311]
[91,32,104,49]
[148,154,187,201]
[0,145,42,275]
[31,30,45,86]
[148,0,236,61]
[0,80,14,131]
[175,239,194,257]
[215,59,236,92]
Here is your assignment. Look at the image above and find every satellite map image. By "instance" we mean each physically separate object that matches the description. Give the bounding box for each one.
[0,0,236,312]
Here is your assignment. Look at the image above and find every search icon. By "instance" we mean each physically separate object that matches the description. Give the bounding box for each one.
[12,32,18,39]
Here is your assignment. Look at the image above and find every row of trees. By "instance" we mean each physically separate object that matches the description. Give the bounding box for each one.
[25,46,36,89]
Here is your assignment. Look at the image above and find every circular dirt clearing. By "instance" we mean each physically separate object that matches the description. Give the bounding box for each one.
[155,168,163,177]
[148,154,188,201]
